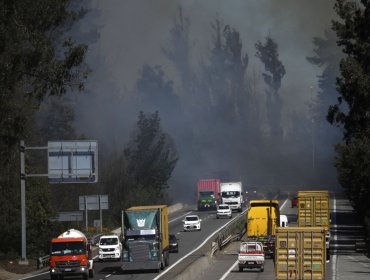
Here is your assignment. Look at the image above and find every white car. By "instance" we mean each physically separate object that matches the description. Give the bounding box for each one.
[183,215,202,231]
[98,235,122,261]
[217,204,232,219]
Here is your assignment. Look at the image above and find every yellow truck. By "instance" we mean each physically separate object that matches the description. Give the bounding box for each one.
[121,205,169,272]
[297,190,330,261]
[275,227,326,280]
[246,200,280,258]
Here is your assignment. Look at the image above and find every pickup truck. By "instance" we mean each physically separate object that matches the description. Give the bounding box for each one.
[238,241,265,272]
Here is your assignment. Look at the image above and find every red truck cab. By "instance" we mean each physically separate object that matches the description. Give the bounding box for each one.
[50,229,94,280]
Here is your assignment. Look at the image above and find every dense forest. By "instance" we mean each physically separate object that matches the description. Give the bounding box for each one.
[0,0,369,258]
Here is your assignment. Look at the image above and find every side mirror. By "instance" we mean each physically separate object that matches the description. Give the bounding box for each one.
[182,220,185,223]
[200,219,202,222]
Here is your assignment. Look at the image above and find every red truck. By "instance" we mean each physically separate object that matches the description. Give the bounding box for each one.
[49,229,94,280]
[197,179,221,210]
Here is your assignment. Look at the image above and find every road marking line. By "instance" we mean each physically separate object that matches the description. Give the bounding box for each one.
[169,211,193,223]
[105,274,111,278]
[18,271,49,280]
[219,260,238,280]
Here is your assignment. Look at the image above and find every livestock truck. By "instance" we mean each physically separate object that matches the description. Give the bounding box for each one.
[49,229,94,280]
[246,200,280,258]
[197,179,221,210]
[297,190,331,261]
[275,227,326,280]
[220,181,243,212]
[121,205,169,272]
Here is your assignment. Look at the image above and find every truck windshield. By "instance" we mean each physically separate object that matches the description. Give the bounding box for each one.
[222,191,240,198]
[51,241,85,256]
[200,191,214,197]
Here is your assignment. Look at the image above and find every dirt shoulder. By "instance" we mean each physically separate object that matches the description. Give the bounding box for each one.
[0,259,46,280]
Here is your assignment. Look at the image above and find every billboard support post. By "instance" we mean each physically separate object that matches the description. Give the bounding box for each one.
[19,141,28,265]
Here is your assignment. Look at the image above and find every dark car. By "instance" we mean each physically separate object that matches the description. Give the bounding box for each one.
[169,234,179,253]
[291,196,298,208]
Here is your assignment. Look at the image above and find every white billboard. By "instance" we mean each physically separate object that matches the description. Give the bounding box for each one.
[48,141,98,183]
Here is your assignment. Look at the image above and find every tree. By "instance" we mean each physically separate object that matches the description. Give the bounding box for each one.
[124,111,178,204]
[306,29,343,183]
[0,0,89,255]
[330,0,370,216]
[255,36,286,139]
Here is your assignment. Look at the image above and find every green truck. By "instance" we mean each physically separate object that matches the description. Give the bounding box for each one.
[197,179,221,210]
[121,205,169,272]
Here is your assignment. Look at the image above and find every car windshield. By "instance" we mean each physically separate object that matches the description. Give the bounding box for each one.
[185,216,199,221]
[221,191,240,198]
[169,235,177,242]
[219,205,229,210]
[100,237,118,245]
[51,241,85,256]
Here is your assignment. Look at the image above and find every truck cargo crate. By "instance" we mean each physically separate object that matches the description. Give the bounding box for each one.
[275,227,326,280]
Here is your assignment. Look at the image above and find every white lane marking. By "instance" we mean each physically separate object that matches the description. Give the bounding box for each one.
[18,271,49,280]
[218,198,288,280]
[169,211,193,223]
[153,209,247,280]
[105,274,111,278]
[332,195,337,280]
[219,260,238,280]
[279,198,288,211]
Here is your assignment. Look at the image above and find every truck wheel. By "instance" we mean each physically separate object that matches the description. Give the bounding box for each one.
[160,253,165,270]
[239,266,243,272]
[83,273,88,280]
[89,269,94,278]
[260,266,264,272]
[165,253,169,267]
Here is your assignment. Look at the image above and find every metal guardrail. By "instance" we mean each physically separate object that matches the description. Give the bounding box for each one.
[211,211,246,256]
[37,255,50,269]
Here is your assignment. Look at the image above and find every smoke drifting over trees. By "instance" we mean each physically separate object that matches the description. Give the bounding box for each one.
[69,0,341,202]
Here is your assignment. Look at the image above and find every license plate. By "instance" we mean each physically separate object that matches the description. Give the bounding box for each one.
[247,262,254,264]
[64,268,72,272]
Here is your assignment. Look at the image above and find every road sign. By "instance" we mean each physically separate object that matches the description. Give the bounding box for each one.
[79,195,109,210]
[57,211,83,222]
[48,141,98,183]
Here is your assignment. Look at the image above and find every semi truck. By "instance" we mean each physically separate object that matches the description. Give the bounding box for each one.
[197,179,221,210]
[246,200,280,258]
[49,229,94,280]
[121,205,169,272]
[275,227,326,280]
[220,181,243,212]
[297,190,331,261]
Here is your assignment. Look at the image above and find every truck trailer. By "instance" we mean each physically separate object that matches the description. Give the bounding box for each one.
[121,205,169,272]
[275,227,326,280]
[49,229,94,280]
[297,190,331,262]
[246,200,280,258]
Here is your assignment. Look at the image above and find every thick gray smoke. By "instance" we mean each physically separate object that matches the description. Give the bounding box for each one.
[71,0,340,203]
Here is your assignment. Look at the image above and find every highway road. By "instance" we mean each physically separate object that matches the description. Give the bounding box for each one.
[19,204,248,280]
[18,191,370,280]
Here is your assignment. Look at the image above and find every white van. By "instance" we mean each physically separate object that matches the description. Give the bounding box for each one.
[98,235,122,261]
